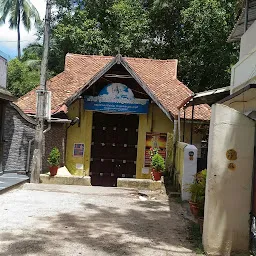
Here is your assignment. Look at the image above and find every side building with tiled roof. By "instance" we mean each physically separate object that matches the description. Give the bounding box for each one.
[17,54,210,185]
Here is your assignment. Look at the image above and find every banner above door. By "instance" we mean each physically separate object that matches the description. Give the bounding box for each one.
[84,83,149,114]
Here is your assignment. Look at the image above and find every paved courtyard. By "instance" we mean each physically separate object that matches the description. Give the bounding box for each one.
[0,184,200,256]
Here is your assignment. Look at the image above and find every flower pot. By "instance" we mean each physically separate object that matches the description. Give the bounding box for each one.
[151,169,162,181]
[49,166,58,176]
[198,217,204,234]
[189,201,199,217]
[192,204,200,218]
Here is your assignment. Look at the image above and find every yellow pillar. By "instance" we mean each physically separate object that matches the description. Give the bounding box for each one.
[136,114,151,179]
[83,111,93,176]
[65,104,93,176]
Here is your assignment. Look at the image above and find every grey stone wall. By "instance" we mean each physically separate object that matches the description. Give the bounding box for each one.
[2,103,67,173]
[2,104,35,172]
[43,123,66,172]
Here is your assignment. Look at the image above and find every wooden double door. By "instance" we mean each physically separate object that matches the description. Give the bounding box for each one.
[90,112,139,186]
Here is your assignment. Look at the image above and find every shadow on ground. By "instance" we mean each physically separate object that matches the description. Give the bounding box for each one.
[0,190,198,255]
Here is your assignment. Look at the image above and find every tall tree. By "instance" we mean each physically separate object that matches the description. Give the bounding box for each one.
[148,0,239,92]
[0,0,40,59]
[34,0,239,92]
[178,0,239,91]
[46,0,150,74]
[7,58,40,97]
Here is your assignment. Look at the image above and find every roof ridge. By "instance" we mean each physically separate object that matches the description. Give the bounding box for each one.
[67,53,177,62]
[17,53,210,121]
[124,56,178,62]
[66,53,114,59]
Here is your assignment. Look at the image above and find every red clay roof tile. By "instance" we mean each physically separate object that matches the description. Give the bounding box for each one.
[16,54,210,121]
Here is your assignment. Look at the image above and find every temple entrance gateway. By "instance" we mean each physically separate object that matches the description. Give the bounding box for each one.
[90,112,139,186]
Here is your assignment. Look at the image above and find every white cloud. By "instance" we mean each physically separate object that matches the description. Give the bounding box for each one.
[0,0,46,58]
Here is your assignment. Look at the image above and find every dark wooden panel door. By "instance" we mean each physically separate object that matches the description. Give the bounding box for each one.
[90,112,139,186]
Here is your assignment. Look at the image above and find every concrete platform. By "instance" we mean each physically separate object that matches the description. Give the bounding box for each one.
[117,178,162,190]
[0,173,29,194]
[40,174,91,186]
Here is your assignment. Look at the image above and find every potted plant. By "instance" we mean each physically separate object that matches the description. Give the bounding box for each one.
[196,169,207,234]
[187,182,201,217]
[186,169,207,219]
[151,153,165,181]
[47,147,60,176]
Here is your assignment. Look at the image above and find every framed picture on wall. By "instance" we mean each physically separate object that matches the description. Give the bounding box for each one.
[144,133,167,167]
[73,143,85,157]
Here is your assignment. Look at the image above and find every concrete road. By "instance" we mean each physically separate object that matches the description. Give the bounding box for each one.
[0,184,199,256]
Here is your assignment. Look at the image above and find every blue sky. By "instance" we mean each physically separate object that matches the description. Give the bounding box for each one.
[0,0,46,60]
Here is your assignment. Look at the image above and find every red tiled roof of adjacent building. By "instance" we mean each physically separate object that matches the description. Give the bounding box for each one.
[16,54,211,121]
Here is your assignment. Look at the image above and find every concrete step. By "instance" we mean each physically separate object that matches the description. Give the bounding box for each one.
[0,173,29,194]
[40,174,91,186]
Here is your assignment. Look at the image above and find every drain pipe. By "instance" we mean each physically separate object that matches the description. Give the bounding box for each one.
[26,122,52,173]
[172,119,178,164]
[178,109,181,142]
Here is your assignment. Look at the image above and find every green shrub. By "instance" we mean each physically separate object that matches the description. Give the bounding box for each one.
[151,153,165,172]
[47,147,60,166]
[186,169,207,216]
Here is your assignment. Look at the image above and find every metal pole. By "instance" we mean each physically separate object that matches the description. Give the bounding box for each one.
[183,107,186,142]
[244,0,249,32]
[30,0,52,183]
[190,104,195,145]
[178,109,181,142]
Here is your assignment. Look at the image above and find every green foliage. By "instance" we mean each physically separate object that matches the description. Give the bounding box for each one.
[186,169,207,210]
[0,0,40,30]
[7,44,55,97]
[22,44,41,59]
[44,0,239,91]
[47,147,61,166]
[8,0,239,94]
[178,0,239,91]
[188,222,204,254]
[151,153,165,172]
[7,58,40,97]
[44,0,150,74]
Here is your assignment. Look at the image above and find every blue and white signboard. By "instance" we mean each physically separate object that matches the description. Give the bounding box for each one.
[84,83,149,114]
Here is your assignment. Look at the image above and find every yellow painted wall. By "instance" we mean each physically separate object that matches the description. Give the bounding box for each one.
[66,101,204,179]
[136,104,174,179]
[175,142,186,186]
[66,100,93,175]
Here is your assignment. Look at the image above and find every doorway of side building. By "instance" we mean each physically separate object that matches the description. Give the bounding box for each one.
[90,112,139,186]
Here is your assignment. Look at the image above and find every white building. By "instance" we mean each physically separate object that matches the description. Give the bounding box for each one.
[202,1,256,255]
[0,55,7,89]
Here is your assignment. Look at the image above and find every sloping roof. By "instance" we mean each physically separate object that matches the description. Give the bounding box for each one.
[228,0,256,42]
[181,86,230,108]
[0,87,16,102]
[16,54,211,121]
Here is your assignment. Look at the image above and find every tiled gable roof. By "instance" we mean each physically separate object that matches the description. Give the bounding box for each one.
[16,54,210,120]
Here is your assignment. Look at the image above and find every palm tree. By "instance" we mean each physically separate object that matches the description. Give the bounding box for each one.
[0,0,40,59]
